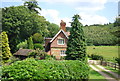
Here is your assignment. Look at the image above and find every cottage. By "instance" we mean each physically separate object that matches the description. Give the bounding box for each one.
[45,20,70,59]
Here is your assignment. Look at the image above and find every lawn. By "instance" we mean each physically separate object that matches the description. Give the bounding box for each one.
[87,46,119,60]
[89,67,107,81]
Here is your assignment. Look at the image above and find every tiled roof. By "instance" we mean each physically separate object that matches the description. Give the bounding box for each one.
[50,29,68,43]
[14,49,34,56]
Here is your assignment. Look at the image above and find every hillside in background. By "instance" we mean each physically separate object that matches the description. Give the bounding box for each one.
[66,23,118,46]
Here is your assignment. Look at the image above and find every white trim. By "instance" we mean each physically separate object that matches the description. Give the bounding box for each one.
[60,50,66,56]
[50,29,68,43]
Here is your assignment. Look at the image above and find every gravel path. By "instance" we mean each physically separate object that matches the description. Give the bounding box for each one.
[96,65,120,79]
[90,65,118,81]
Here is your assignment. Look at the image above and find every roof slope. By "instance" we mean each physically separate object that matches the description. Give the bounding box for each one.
[14,49,34,56]
[50,29,68,43]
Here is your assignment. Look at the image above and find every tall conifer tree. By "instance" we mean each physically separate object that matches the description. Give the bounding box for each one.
[66,14,87,61]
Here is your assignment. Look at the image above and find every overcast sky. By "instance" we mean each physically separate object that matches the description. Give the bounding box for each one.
[1,0,119,26]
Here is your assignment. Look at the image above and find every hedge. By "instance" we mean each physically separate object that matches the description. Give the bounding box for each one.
[2,58,89,81]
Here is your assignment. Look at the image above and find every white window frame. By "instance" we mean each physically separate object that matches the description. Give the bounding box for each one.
[57,38,65,45]
[60,50,66,56]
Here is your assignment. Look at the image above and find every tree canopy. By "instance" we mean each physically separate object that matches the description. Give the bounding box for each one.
[24,0,41,14]
[2,4,59,53]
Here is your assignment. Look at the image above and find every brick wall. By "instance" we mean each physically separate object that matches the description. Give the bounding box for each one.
[51,32,68,48]
[51,47,66,59]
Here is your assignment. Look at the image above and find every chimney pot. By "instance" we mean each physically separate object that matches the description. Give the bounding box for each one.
[60,20,66,32]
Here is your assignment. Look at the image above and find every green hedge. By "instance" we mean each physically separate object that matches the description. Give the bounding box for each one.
[2,58,89,80]
[34,43,43,50]
[90,54,103,60]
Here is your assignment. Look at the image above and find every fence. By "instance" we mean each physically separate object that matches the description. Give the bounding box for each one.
[101,61,120,70]
[88,60,120,70]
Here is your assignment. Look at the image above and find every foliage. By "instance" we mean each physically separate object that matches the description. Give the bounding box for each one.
[32,33,43,43]
[24,0,41,14]
[115,57,120,65]
[67,24,118,46]
[47,23,60,37]
[1,32,12,63]
[114,17,120,27]
[28,48,47,59]
[2,6,49,53]
[7,56,20,65]
[66,14,87,61]
[17,40,28,49]
[34,43,43,50]
[27,37,34,49]
[2,58,89,80]
[83,24,118,46]
[44,55,56,60]
[90,54,103,60]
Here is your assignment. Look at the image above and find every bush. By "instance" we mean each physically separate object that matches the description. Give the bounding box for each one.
[17,40,28,49]
[2,58,89,80]
[1,32,12,63]
[115,57,120,65]
[27,37,34,49]
[34,43,43,50]
[44,54,56,60]
[7,56,20,65]
[28,49,46,59]
[90,54,103,60]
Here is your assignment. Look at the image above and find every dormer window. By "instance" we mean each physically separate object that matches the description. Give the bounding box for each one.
[57,38,64,45]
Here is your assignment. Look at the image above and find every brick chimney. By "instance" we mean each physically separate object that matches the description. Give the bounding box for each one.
[60,20,66,32]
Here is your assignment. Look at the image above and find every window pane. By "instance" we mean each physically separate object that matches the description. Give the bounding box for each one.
[58,39,64,44]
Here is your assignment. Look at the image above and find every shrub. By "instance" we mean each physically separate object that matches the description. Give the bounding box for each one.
[1,32,12,63]
[2,58,89,80]
[90,54,103,60]
[27,37,34,49]
[28,49,47,59]
[7,56,20,65]
[115,57,120,65]
[34,43,43,50]
[17,40,28,49]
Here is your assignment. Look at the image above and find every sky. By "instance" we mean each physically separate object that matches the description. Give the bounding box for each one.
[1,0,119,27]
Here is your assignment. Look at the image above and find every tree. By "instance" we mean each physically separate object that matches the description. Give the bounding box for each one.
[114,17,120,27]
[47,23,59,37]
[1,32,12,63]
[65,14,87,61]
[2,6,49,53]
[32,33,43,43]
[27,37,34,49]
[24,0,41,14]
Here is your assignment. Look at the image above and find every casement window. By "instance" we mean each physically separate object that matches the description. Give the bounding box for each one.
[57,38,64,45]
[60,50,66,56]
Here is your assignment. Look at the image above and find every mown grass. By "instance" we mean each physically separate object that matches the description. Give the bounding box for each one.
[87,46,119,60]
[89,67,107,81]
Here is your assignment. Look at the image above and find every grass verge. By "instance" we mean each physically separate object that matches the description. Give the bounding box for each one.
[89,67,107,81]
[93,65,119,80]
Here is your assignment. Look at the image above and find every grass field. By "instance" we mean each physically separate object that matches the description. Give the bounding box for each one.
[87,46,119,60]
